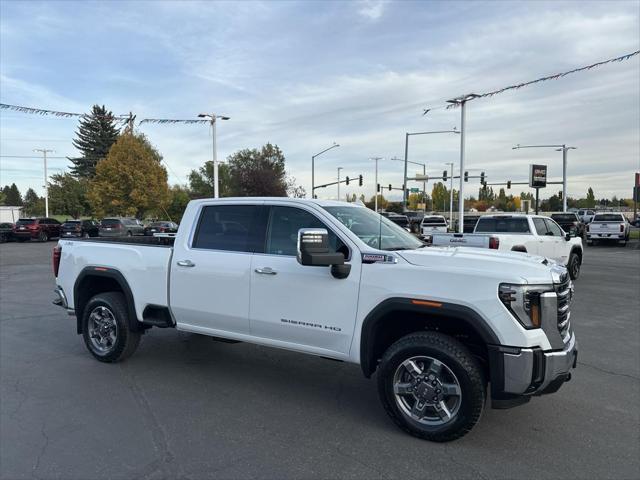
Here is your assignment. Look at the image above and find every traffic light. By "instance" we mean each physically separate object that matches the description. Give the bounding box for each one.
[480,172,485,184]
[558,190,563,200]
[345,176,350,185]
[507,181,511,189]
[377,183,380,193]
[388,184,392,191]
[358,174,363,187]
[443,170,447,182]
[464,171,469,182]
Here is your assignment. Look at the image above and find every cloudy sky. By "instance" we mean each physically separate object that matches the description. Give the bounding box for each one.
[1,0,638,202]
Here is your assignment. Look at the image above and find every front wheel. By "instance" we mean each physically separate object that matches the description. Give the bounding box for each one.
[568,252,581,280]
[376,332,485,442]
[81,292,140,362]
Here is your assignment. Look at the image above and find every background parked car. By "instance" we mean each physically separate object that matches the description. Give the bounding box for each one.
[143,221,179,236]
[586,212,630,246]
[551,212,586,238]
[403,211,425,233]
[61,220,100,238]
[380,212,411,231]
[0,222,14,243]
[13,218,61,242]
[99,218,145,237]
[578,209,596,223]
[630,215,640,227]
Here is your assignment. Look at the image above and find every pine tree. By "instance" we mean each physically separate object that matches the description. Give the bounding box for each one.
[69,105,120,179]
[3,183,23,205]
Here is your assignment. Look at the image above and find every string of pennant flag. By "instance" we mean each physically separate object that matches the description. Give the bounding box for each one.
[2,50,638,122]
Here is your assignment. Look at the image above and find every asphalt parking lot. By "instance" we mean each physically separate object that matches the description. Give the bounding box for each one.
[1,240,639,480]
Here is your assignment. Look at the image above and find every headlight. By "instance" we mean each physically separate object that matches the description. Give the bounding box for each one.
[498,283,553,329]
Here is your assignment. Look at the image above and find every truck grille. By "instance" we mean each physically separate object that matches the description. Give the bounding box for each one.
[554,273,572,343]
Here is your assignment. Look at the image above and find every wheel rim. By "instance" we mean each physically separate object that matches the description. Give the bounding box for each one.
[393,356,462,426]
[88,306,118,354]
[571,257,580,277]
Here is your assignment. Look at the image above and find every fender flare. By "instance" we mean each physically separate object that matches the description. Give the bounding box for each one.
[73,266,141,334]
[359,297,500,378]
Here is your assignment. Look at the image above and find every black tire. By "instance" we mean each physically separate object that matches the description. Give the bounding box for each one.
[81,292,140,363]
[83,232,90,239]
[126,231,132,237]
[38,231,48,242]
[376,332,485,442]
[568,251,581,280]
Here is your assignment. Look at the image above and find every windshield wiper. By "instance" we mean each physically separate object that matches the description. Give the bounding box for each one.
[383,246,413,251]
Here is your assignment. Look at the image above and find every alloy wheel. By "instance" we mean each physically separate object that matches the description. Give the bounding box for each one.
[88,306,118,354]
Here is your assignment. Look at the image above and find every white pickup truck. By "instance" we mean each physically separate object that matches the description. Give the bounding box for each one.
[429,214,584,280]
[586,212,630,246]
[420,215,449,238]
[53,198,577,442]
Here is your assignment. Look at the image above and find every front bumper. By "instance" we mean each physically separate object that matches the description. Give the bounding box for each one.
[489,332,578,408]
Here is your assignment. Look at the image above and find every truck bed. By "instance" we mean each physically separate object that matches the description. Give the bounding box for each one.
[72,235,175,247]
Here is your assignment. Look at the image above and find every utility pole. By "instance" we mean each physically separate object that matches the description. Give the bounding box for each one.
[370,157,383,212]
[311,143,340,199]
[337,167,343,200]
[402,129,459,210]
[447,94,478,233]
[33,148,54,217]
[447,162,454,226]
[512,143,576,212]
[198,113,230,198]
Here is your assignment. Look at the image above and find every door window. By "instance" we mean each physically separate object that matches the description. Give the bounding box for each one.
[193,205,265,253]
[544,219,564,236]
[266,206,348,257]
[533,218,548,235]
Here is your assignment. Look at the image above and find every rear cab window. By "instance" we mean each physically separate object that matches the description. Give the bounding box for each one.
[475,217,531,233]
[422,217,447,225]
[101,219,121,227]
[192,204,267,253]
[593,214,624,222]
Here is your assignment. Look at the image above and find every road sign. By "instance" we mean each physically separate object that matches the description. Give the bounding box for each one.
[410,188,420,193]
[414,174,428,181]
[529,164,547,188]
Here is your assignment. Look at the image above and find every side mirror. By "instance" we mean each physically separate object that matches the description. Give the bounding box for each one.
[297,228,345,267]
[565,232,571,241]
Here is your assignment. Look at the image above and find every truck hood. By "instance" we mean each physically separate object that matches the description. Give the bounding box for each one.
[396,246,557,284]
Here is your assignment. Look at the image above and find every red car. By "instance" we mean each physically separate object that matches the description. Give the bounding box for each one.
[13,217,61,242]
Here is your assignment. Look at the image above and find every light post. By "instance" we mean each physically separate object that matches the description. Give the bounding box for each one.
[337,167,343,200]
[311,142,339,198]
[33,148,53,217]
[198,113,230,198]
[512,144,576,212]
[391,157,426,212]
[370,157,383,212]
[402,128,459,210]
[447,162,454,224]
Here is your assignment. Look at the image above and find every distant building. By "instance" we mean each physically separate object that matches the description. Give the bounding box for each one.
[0,206,23,223]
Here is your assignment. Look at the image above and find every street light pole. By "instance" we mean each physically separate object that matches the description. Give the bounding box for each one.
[311,142,340,198]
[512,143,576,212]
[33,148,54,217]
[402,129,459,211]
[391,156,427,211]
[198,113,230,198]
[448,162,454,224]
[370,157,382,212]
[337,167,343,200]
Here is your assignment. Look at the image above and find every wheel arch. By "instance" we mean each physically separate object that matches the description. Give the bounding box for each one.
[359,298,500,379]
[510,245,527,253]
[73,267,141,334]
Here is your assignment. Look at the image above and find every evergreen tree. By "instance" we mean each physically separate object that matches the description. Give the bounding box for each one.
[4,183,23,205]
[22,188,44,216]
[69,105,120,179]
[586,187,596,208]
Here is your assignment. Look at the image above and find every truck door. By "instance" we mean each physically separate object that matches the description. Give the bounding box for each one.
[531,218,556,259]
[544,218,569,264]
[170,203,267,335]
[249,205,361,356]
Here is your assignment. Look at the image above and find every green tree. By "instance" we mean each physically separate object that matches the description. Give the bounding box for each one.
[495,188,508,211]
[48,173,90,218]
[0,189,5,205]
[586,187,596,208]
[227,143,288,197]
[188,161,232,198]
[165,185,191,223]
[69,105,120,179]
[431,182,449,211]
[22,188,44,216]
[4,183,22,205]
[365,194,388,211]
[87,133,169,218]
[385,202,403,214]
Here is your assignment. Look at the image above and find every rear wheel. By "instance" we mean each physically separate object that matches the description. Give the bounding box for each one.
[38,231,48,242]
[81,292,140,362]
[126,231,132,237]
[376,332,485,442]
[568,252,581,280]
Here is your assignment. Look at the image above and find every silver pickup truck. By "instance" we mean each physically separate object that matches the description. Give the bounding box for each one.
[586,213,630,246]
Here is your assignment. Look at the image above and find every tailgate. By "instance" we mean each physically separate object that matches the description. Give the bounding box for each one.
[430,233,491,248]
[591,223,622,234]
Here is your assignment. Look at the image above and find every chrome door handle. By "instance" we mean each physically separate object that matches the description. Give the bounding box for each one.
[255,267,277,275]
[177,260,195,267]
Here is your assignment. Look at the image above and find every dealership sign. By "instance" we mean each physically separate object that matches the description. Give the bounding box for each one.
[529,164,547,188]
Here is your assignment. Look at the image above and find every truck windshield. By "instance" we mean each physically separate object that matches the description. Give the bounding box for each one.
[475,217,530,233]
[551,214,577,222]
[323,206,423,251]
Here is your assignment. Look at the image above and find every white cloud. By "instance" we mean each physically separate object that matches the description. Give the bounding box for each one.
[357,0,388,21]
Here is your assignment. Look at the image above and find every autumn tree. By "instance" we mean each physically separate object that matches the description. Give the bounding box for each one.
[69,105,120,179]
[87,133,169,218]
[48,173,90,218]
